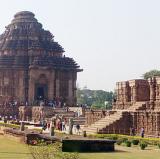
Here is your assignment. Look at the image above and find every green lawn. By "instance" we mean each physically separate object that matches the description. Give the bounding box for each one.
[79,145,160,159]
[0,135,31,159]
[0,135,159,159]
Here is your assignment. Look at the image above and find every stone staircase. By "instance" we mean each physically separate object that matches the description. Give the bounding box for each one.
[127,102,146,111]
[83,111,123,134]
[73,116,86,125]
[83,102,146,135]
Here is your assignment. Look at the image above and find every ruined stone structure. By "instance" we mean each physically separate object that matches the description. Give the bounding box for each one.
[84,77,160,136]
[0,11,82,117]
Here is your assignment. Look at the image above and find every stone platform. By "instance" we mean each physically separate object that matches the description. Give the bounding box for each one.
[62,138,116,152]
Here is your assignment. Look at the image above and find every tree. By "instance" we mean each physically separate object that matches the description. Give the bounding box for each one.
[143,69,160,79]
[76,88,114,109]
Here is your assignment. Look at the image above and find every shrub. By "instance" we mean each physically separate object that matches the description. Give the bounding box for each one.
[90,133,160,147]
[121,138,128,143]
[125,141,131,147]
[112,136,118,140]
[140,142,147,150]
[157,143,160,149]
[29,142,79,159]
[116,140,123,145]
[132,139,139,145]
[0,123,20,129]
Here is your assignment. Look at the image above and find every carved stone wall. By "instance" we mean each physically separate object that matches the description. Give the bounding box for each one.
[111,77,160,136]
[114,79,150,109]
[130,111,160,136]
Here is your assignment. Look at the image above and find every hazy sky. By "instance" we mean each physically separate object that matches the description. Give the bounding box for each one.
[0,0,160,91]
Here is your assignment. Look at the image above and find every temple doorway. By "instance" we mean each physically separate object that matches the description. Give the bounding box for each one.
[35,84,48,100]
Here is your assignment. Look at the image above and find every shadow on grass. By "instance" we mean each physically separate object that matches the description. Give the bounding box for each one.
[77,149,128,154]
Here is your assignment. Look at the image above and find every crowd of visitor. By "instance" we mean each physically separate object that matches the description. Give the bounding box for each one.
[41,116,81,135]
[130,127,145,138]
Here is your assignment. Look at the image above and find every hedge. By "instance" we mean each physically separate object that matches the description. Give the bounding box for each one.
[0,122,20,129]
[88,134,160,145]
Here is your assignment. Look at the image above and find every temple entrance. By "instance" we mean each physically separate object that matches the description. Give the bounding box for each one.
[35,84,48,100]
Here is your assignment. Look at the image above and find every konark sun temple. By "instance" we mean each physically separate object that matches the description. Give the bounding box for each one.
[0,11,160,137]
[0,11,82,119]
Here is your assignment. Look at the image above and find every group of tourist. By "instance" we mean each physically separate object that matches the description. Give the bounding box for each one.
[41,116,81,135]
[32,96,66,108]
[0,95,67,108]
[41,117,67,132]
[130,127,145,137]
[54,118,67,131]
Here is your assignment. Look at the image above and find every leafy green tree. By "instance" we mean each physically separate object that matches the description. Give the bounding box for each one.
[143,69,160,79]
[76,88,114,109]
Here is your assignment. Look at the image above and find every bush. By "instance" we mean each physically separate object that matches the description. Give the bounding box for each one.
[121,138,128,143]
[157,143,160,149]
[89,134,160,146]
[0,123,20,129]
[116,140,123,145]
[140,142,147,150]
[132,139,139,145]
[125,141,131,147]
[29,142,79,159]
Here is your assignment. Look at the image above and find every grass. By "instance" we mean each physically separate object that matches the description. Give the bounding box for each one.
[0,135,31,159]
[79,145,160,159]
[0,135,159,159]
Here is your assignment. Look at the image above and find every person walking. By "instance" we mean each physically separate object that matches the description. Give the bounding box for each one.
[130,127,135,136]
[62,120,66,131]
[140,127,144,138]
[76,123,80,135]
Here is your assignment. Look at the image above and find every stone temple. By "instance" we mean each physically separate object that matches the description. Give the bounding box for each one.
[0,11,82,117]
[1,11,160,137]
[84,78,160,137]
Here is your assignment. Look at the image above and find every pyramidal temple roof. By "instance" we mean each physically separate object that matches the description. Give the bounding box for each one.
[0,11,64,53]
[0,11,82,72]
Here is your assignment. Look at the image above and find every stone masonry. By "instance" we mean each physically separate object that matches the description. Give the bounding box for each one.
[0,11,82,118]
[84,77,160,136]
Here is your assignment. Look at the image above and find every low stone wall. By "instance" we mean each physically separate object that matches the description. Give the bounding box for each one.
[2,128,59,144]
[25,133,59,144]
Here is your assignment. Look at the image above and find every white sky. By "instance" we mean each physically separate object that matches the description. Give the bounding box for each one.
[0,0,160,91]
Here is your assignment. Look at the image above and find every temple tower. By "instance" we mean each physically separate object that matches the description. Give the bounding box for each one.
[0,11,82,106]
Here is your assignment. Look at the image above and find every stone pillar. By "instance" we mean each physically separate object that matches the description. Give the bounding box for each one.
[150,84,155,101]
[73,79,77,104]
[28,76,35,105]
[132,86,137,102]
[155,85,160,101]
[19,70,25,102]
[149,78,156,101]
[20,122,25,131]
[155,113,159,136]
[56,79,60,97]
[68,118,73,135]
[48,71,55,100]
[68,79,73,105]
